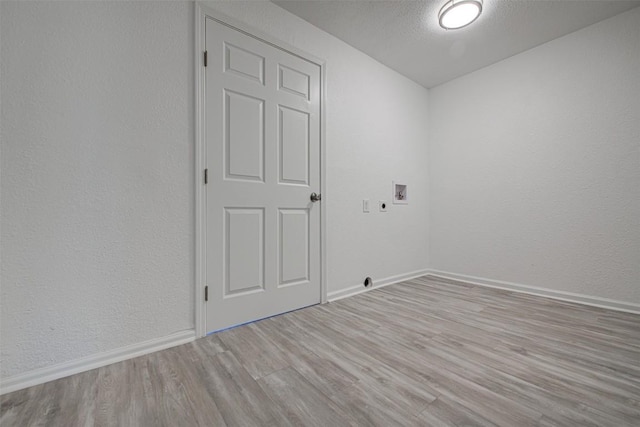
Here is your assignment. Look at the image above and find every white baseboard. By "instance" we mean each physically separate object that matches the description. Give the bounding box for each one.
[327,269,430,302]
[0,329,196,395]
[427,270,640,315]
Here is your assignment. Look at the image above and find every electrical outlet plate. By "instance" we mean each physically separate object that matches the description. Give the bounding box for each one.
[363,199,370,213]
[379,201,388,212]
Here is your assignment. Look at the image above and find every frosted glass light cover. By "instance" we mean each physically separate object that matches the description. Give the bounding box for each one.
[439,0,483,30]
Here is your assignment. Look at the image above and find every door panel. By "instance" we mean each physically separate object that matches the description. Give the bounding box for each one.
[279,208,309,287]
[224,208,265,296]
[224,90,265,182]
[224,43,265,84]
[206,18,321,333]
[278,105,309,185]
[278,64,310,100]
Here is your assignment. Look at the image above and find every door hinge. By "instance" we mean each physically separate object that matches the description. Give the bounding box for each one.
[204,285,208,302]
[204,168,208,184]
[203,51,208,67]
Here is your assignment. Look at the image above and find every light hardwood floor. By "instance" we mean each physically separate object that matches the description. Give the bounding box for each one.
[2,275,640,426]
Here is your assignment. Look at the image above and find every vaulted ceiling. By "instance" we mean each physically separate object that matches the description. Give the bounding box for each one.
[274,0,640,88]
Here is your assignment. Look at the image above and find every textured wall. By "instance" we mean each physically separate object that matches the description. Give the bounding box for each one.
[428,7,640,303]
[1,0,430,381]
[204,1,431,295]
[1,1,195,379]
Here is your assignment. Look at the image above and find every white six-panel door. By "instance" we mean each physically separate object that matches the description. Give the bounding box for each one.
[205,18,321,333]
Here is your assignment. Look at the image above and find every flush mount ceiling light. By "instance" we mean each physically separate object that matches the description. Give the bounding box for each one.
[439,0,483,30]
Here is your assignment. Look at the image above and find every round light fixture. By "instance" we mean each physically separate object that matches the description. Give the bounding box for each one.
[439,0,483,30]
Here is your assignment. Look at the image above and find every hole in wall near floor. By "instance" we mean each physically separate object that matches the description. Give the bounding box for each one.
[364,277,373,288]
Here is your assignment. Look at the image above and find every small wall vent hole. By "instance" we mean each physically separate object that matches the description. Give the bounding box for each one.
[364,277,373,288]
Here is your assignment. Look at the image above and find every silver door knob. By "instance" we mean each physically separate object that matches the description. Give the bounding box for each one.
[310,192,321,202]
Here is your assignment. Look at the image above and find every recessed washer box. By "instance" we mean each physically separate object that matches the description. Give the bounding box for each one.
[393,181,408,204]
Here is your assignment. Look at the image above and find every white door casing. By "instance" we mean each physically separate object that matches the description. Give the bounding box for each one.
[203,16,322,333]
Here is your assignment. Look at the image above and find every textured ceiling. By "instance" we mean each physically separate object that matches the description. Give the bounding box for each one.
[273,0,640,88]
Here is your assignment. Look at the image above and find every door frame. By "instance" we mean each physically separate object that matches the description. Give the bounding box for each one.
[194,3,327,338]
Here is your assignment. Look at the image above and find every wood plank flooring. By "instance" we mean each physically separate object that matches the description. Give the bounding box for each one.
[2,275,640,426]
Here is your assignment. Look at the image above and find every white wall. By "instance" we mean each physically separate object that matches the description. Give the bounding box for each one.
[428,7,640,304]
[0,1,196,382]
[0,0,430,383]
